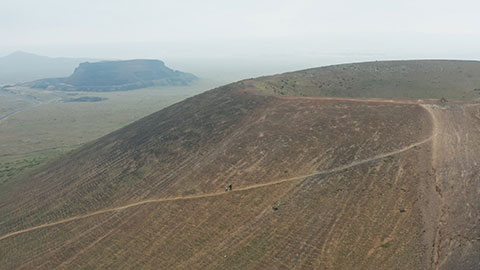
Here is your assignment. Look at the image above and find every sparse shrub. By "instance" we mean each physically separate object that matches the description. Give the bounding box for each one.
[272,200,281,211]
[380,241,392,248]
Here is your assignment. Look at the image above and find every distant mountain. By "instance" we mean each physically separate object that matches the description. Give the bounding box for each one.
[0,51,98,84]
[24,59,198,91]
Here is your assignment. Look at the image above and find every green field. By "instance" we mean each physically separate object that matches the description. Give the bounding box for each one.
[0,81,218,185]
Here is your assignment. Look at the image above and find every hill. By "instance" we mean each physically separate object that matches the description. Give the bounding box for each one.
[0,51,98,84]
[0,60,479,269]
[252,60,480,100]
[24,59,198,91]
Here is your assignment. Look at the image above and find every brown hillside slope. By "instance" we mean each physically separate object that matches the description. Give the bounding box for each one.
[0,83,431,235]
[253,60,480,100]
[1,60,479,269]
[421,104,480,269]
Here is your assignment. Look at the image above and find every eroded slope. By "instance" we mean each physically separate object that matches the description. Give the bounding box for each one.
[0,131,434,270]
[0,84,431,237]
[0,84,436,269]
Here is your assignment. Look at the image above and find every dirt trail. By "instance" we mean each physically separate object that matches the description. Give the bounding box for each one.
[0,101,41,124]
[421,103,480,270]
[0,135,432,242]
[420,104,443,269]
[276,95,423,104]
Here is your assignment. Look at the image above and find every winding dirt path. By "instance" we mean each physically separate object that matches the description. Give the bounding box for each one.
[0,101,41,124]
[0,89,41,124]
[0,135,433,242]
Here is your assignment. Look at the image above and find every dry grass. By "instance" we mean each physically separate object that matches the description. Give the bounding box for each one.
[252,60,480,100]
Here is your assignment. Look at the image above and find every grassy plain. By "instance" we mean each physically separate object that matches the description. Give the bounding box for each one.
[0,80,216,185]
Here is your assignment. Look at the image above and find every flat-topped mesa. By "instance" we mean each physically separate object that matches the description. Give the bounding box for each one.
[25,59,198,91]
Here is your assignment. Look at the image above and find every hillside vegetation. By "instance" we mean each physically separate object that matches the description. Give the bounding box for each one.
[1,60,479,269]
[253,60,480,100]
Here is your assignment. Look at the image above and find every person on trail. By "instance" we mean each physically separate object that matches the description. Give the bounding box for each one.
[225,185,229,192]
[229,184,232,190]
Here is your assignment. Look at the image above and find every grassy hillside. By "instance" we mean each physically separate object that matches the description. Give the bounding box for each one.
[252,60,480,100]
[1,60,479,269]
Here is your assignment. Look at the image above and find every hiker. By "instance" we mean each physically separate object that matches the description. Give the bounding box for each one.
[225,185,229,192]
[229,184,232,190]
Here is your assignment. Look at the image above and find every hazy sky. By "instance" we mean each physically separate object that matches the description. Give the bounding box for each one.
[2,0,480,79]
